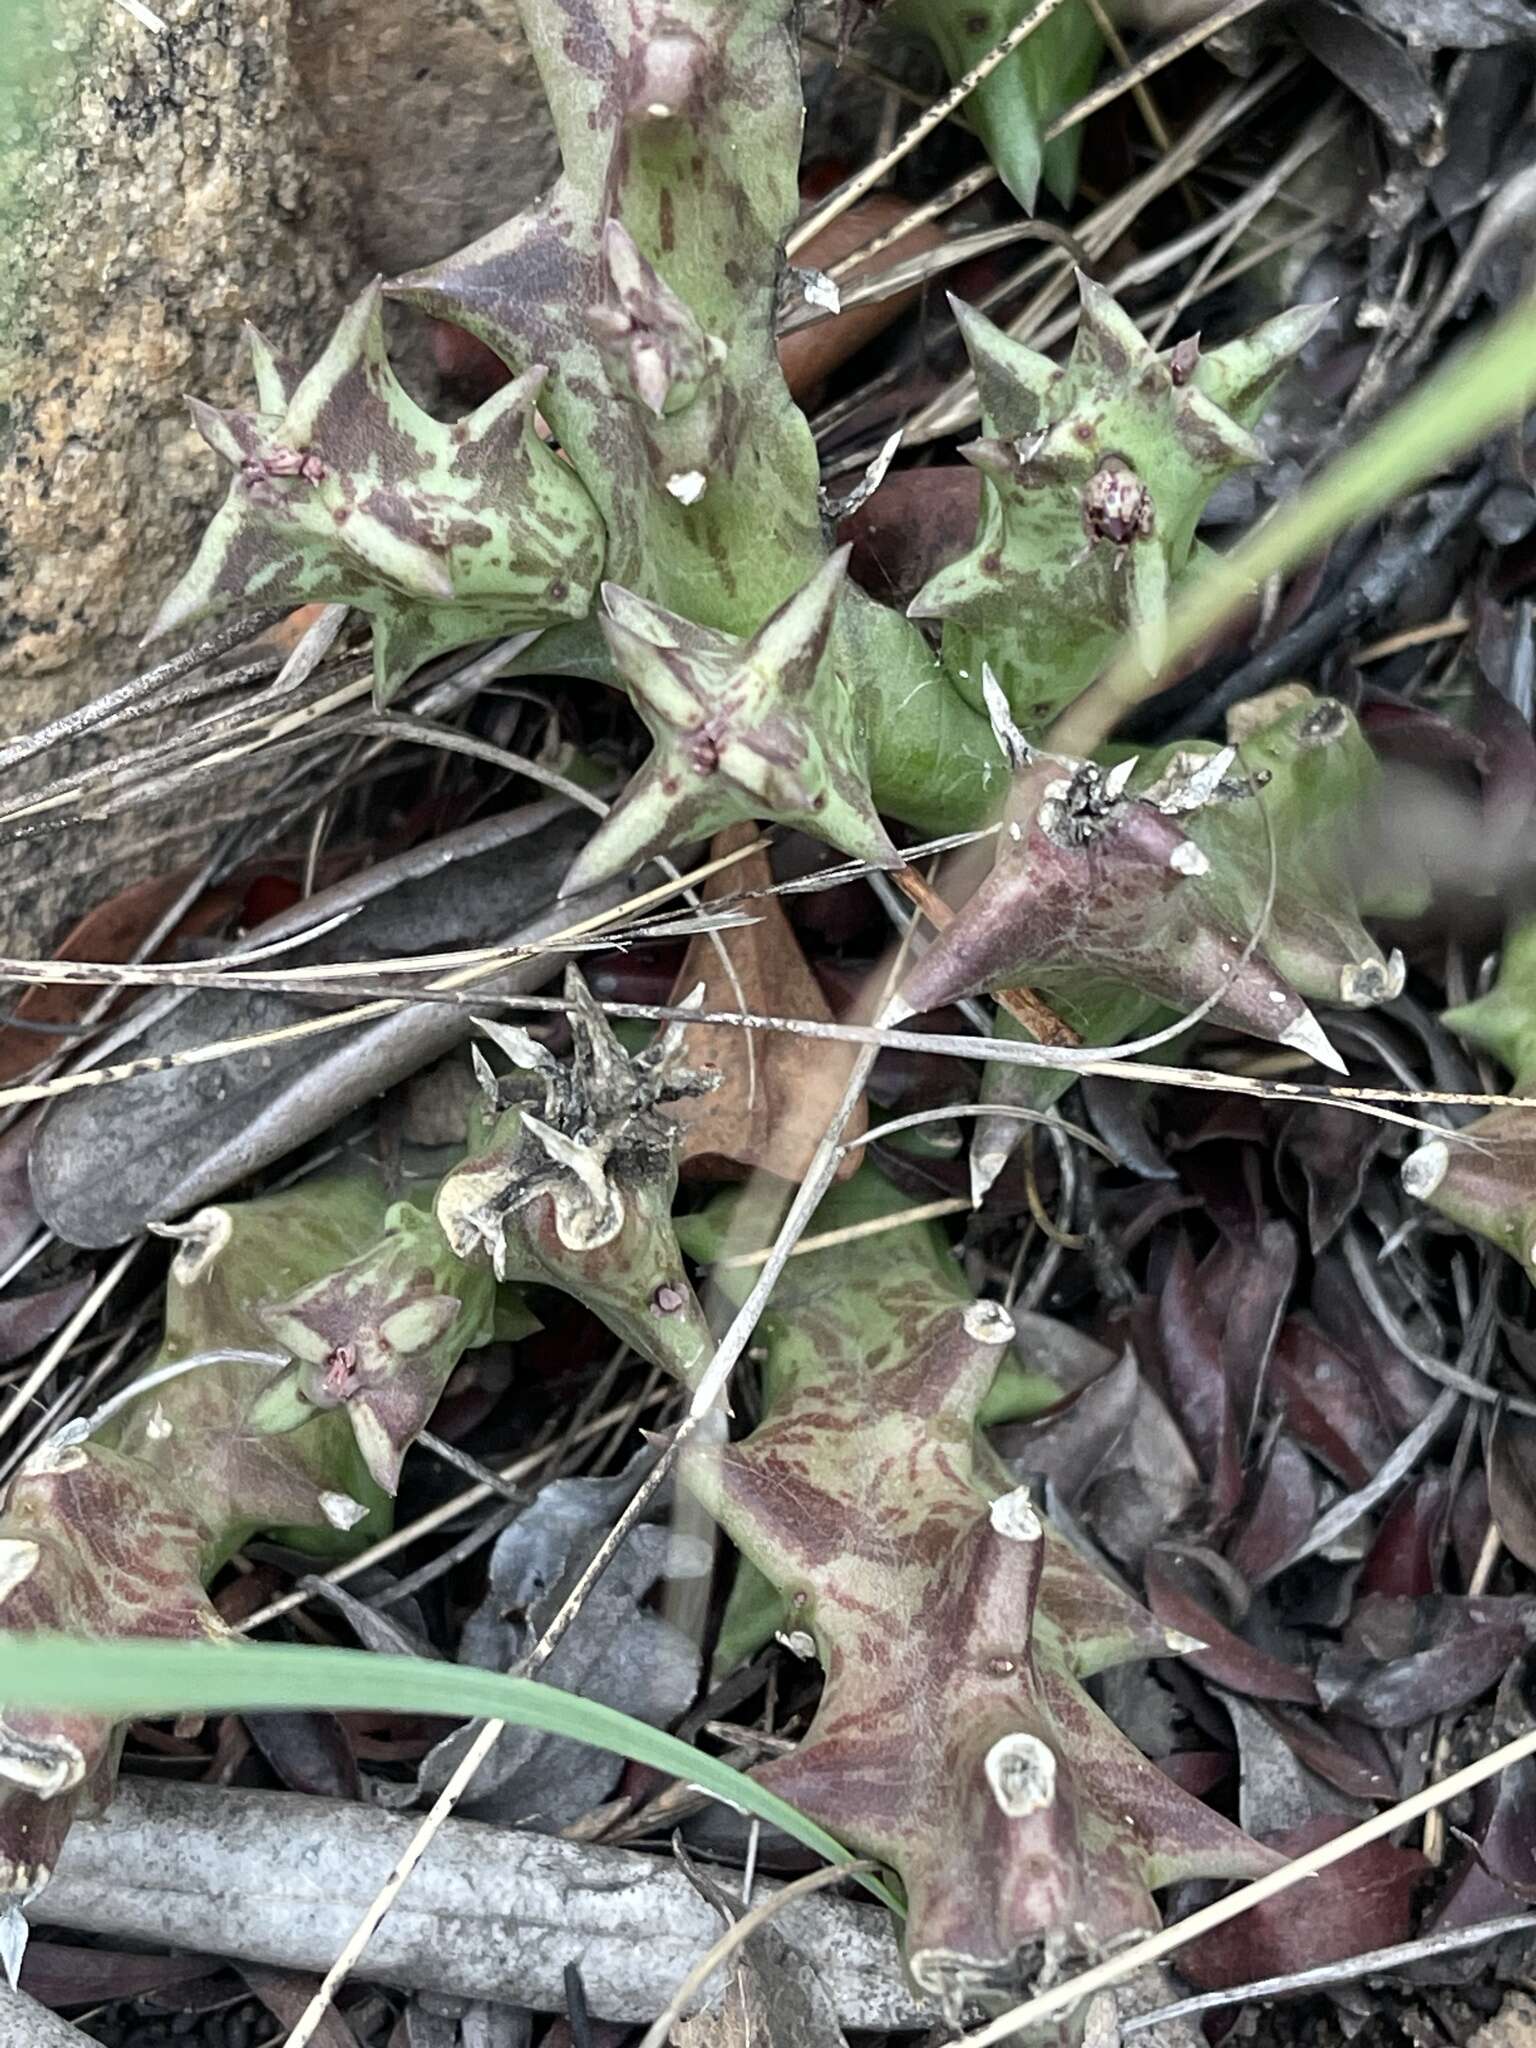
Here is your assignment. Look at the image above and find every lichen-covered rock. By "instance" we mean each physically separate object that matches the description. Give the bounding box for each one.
[0,0,557,953]
[0,0,359,949]
[1,0,356,692]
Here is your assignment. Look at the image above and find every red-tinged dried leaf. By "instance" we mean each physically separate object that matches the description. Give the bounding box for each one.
[1226,1437,1319,1588]
[244,1711,362,1802]
[1167,1140,1265,1247]
[1471,663,1536,841]
[1489,1410,1536,1573]
[1269,1317,1394,1488]
[19,1941,226,2008]
[1159,1751,1232,1799]
[1359,1474,1451,1600]
[1318,1595,1536,1727]
[0,871,244,1086]
[238,1963,363,2048]
[1166,1097,1269,1151]
[1176,1815,1427,1991]
[1357,698,1486,771]
[1213,1222,1296,1447]
[841,467,983,610]
[1156,1238,1241,1515]
[0,1275,93,1367]
[1453,1469,1493,1588]
[1280,1101,1386,1253]
[1144,1550,1319,1705]
[1255,1704,1394,1802]
[1311,1258,1437,1434]
[1431,1827,1534,1941]
[1079,1075,1175,1183]
[661,825,867,1183]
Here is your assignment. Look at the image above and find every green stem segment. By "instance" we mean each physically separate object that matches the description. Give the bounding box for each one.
[0,1175,506,1911]
[680,1168,1276,2017]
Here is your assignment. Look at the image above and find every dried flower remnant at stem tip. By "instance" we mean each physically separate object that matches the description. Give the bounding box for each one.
[435,969,715,1388]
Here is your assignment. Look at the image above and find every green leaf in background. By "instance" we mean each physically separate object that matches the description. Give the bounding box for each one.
[0,1632,901,1913]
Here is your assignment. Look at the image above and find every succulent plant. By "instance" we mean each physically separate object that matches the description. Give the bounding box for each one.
[47,0,1446,2016]
[1125,690,1415,1009]
[681,1169,1276,2016]
[0,1174,507,1930]
[896,749,1346,1072]
[910,289,1330,738]
[150,286,607,703]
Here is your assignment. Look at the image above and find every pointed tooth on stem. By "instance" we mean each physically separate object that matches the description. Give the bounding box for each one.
[1277,1008,1347,1074]
[0,1902,28,1991]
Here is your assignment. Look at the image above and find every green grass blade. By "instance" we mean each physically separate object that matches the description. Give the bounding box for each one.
[0,1632,901,1914]
[1056,286,1536,753]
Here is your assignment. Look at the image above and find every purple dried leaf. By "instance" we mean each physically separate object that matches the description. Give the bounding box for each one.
[1317,1594,1536,1726]
[1143,1549,1319,1705]
[1358,1472,1452,1600]
[1225,1437,1321,1588]
[1177,1815,1426,1991]
[1489,1410,1536,1574]
[1269,1316,1396,1488]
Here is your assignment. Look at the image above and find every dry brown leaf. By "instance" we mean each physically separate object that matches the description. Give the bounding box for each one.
[666,825,867,1182]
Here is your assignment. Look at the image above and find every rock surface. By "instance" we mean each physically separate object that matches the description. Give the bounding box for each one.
[0,0,557,953]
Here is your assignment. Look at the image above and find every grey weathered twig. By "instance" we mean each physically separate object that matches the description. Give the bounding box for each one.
[38,1781,932,2030]
[0,1987,96,2047]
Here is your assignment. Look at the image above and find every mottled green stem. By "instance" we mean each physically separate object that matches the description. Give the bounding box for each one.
[0,1175,505,1917]
[680,1168,1275,2018]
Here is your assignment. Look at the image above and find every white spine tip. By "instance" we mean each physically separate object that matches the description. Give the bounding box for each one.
[319,1491,370,1532]
[989,1486,1042,1543]
[970,1139,1010,1209]
[1162,1628,1208,1656]
[1169,839,1209,876]
[964,1299,1017,1347]
[0,1901,28,1993]
[1278,1008,1347,1074]
[775,1629,817,1660]
[984,1732,1056,1817]
[0,1541,40,1603]
[1401,1139,1450,1201]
